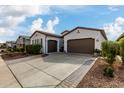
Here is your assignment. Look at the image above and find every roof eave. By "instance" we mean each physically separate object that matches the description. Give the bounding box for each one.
[30,31,62,39]
[62,26,107,40]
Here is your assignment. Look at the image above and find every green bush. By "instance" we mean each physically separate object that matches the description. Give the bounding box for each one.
[26,44,41,54]
[94,49,101,56]
[13,47,17,52]
[114,42,120,55]
[13,48,20,52]
[101,41,117,78]
[101,41,116,66]
[119,38,124,64]
[7,48,12,52]
[101,41,109,57]
[12,47,24,52]
[94,49,101,54]
[104,66,114,77]
[20,48,25,52]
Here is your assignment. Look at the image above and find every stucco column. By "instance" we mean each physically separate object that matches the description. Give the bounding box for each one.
[46,39,48,54]
[57,40,59,52]
[64,40,67,53]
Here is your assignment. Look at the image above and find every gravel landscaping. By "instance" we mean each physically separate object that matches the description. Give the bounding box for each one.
[1,52,29,61]
[77,56,124,88]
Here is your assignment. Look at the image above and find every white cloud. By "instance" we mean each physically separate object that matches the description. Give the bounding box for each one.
[0,5,86,38]
[30,17,59,34]
[46,17,59,33]
[103,17,124,40]
[0,40,4,43]
[0,6,50,36]
[0,28,15,36]
[0,6,50,17]
[115,17,124,25]
[108,6,118,11]
[30,18,43,33]
[55,6,86,11]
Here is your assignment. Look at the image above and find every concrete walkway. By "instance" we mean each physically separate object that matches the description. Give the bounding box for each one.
[0,56,21,88]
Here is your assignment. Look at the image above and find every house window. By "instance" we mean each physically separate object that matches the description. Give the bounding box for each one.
[35,39,37,44]
[41,39,42,46]
[37,39,39,44]
[32,40,34,44]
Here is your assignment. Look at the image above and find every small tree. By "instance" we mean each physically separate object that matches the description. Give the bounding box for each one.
[101,41,109,57]
[101,41,117,77]
[106,42,116,66]
[119,38,124,64]
[114,42,120,55]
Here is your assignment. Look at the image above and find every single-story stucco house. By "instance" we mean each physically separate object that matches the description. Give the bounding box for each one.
[30,31,63,54]
[16,35,30,49]
[30,26,107,54]
[116,33,124,41]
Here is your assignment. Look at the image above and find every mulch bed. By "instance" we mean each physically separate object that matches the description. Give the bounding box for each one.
[1,52,30,61]
[77,57,124,88]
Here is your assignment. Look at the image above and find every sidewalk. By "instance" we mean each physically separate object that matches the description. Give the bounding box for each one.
[0,56,21,88]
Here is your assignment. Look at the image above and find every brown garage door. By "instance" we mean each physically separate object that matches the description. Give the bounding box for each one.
[48,40,57,53]
[67,38,94,54]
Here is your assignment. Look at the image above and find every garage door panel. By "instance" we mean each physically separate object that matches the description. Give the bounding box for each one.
[67,38,94,54]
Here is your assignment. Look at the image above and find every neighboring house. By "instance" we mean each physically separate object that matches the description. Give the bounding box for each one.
[16,35,30,49]
[30,26,107,54]
[6,41,16,48]
[62,27,107,54]
[116,33,124,41]
[30,31,62,54]
[0,43,6,48]
[0,43,3,47]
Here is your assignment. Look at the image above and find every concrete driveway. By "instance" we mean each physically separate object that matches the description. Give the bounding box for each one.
[6,53,95,88]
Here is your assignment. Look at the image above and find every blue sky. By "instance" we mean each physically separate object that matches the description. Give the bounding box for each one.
[0,5,124,42]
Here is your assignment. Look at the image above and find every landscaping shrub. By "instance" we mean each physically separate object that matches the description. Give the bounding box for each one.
[114,42,120,55]
[101,41,109,57]
[103,66,114,77]
[26,44,41,54]
[101,41,117,77]
[94,49,101,56]
[119,38,124,64]
[12,47,24,52]
[20,48,25,52]
[14,48,20,52]
[12,47,16,52]
[7,48,13,52]
[101,41,116,66]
